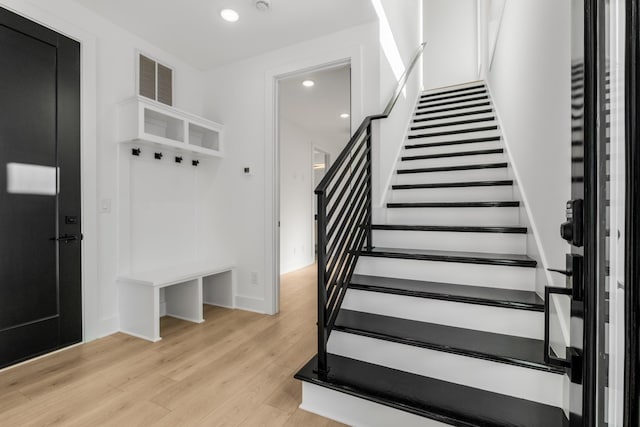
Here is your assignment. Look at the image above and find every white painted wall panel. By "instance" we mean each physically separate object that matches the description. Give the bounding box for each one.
[422,0,478,90]
[484,0,572,290]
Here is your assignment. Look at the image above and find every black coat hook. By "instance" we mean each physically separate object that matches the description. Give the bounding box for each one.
[132,148,141,156]
[192,160,200,167]
[154,152,163,160]
[175,156,183,163]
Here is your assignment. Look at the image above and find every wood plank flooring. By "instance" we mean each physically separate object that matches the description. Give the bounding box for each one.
[0,264,345,427]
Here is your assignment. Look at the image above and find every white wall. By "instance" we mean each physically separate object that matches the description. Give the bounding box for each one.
[484,0,572,287]
[203,23,381,313]
[279,119,349,275]
[374,0,424,208]
[279,120,314,274]
[423,0,478,90]
[0,0,229,340]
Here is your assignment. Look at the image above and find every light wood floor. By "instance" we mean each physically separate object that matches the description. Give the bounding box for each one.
[0,264,346,427]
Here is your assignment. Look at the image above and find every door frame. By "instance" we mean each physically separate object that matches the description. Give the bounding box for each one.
[0,2,99,342]
[273,59,350,298]
[624,0,640,424]
[264,45,363,315]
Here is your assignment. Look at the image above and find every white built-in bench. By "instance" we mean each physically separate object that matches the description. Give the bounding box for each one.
[117,263,235,342]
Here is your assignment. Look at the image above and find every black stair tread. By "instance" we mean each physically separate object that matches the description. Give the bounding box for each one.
[387,201,520,208]
[406,135,501,148]
[402,148,503,161]
[334,309,561,373]
[361,247,536,267]
[415,101,492,116]
[413,108,493,123]
[418,89,488,105]
[411,116,496,131]
[409,125,499,140]
[392,180,513,190]
[416,95,489,110]
[421,83,485,98]
[349,273,541,311]
[371,224,528,234]
[397,162,508,174]
[295,354,568,427]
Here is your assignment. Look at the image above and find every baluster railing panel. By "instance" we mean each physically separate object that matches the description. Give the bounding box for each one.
[314,43,426,377]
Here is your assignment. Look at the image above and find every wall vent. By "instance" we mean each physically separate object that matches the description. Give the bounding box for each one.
[138,53,173,106]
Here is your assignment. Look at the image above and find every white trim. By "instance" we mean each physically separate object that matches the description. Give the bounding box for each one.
[264,44,364,315]
[234,295,267,313]
[0,1,101,341]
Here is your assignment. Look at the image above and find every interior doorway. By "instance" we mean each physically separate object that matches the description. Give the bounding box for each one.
[277,63,351,279]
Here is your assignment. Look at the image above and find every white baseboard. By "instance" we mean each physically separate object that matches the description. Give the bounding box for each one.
[234,295,267,314]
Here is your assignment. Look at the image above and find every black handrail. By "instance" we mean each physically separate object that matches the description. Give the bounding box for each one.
[315,42,426,376]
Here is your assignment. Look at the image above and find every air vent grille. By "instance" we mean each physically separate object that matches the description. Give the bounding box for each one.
[138,53,173,106]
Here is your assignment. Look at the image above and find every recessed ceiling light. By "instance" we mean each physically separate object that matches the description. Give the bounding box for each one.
[220,9,239,22]
[302,80,315,88]
[340,113,350,119]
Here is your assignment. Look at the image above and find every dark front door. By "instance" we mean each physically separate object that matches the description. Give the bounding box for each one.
[556,0,611,425]
[0,7,81,368]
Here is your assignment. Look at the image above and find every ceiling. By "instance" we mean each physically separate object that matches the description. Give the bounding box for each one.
[77,0,376,70]
[279,65,350,144]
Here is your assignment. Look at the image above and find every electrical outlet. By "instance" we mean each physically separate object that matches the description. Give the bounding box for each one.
[250,271,258,286]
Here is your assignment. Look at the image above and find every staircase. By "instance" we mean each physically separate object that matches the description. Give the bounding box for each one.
[295,81,569,426]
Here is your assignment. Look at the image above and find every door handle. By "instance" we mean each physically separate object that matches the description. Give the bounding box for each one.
[547,268,572,276]
[49,234,78,243]
[544,286,573,369]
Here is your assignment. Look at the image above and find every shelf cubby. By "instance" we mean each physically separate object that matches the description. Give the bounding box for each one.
[118,96,224,158]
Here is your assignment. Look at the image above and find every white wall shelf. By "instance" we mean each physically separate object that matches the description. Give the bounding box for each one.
[118,96,224,158]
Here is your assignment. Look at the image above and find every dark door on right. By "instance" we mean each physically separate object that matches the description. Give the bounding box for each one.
[559,0,611,425]
[0,7,82,368]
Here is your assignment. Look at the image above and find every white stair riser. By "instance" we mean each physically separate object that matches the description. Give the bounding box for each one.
[412,111,495,127]
[394,168,509,185]
[416,97,491,113]
[420,85,488,102]
[417,98,489,111]
[398,152,505,169]
[341,290,543,339]
[389,185,514,203]
[423,82,485,94]
[300,383,448,427]
[386,206,520,226]
[354,257,535,290]
[403,140,501,156]
[328,332,563,408]
[372,229,527,254]
[407,130,501,145]
[414,106,494,121]
[408,121,498,137]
